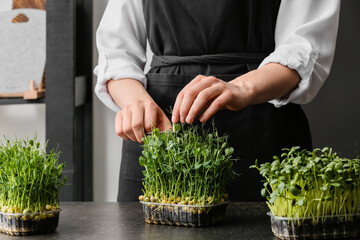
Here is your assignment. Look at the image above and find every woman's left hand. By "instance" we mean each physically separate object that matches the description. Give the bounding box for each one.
[171,75,254,124]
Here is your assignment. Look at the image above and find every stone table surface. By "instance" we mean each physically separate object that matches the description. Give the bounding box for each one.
[0,202,279,240]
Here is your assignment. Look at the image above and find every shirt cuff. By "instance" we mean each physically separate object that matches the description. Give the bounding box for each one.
[94,54,147,112]
[259,44,319,107]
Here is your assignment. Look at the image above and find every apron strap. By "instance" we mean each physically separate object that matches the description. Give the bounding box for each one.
[151,52,269,69]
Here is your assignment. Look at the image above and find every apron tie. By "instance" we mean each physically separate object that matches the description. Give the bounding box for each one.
[151,52,269,70]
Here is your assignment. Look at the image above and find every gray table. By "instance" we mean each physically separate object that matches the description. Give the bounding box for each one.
[0,202,278,240]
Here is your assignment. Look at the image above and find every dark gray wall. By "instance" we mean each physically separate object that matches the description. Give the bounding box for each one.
[303,0,360,158]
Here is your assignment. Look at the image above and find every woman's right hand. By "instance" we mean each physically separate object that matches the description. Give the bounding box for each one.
[107,79,171,143]
[115,100,171,143]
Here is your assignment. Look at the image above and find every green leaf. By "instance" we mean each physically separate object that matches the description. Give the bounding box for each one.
[277,182,285,194]
[294,156,301,166]
[330,182,340,187]
[139,156,146,166]
[194,163,202,170]
[261,188,267,197]
[297,196,305,206]
[225,147,234,156]
[290,185,301,196]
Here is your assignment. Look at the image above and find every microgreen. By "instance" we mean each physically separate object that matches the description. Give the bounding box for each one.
[0,136,66,214]
[251,147,360,221]
[139,122,236,205]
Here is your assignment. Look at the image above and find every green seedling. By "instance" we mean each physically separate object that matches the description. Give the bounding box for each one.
[251,147,360,222]
[0,137,66,214]
[138,122,236,205]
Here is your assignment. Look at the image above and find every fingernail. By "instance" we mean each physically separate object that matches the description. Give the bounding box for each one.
[180,117,185,123]
[172,115,176,123]
[199,116,204,122]
[186,116,192,123]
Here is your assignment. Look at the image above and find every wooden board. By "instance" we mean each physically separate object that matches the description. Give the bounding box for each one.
[7,0,47,99]
[0,9,45,95]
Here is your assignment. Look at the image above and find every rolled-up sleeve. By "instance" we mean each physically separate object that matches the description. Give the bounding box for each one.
[94,0,147,112]
[259,0,340,107]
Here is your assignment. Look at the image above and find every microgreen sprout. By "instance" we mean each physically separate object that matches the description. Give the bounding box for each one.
[138,123,236,205]
[0,136,66,214]
[251,147,360,222]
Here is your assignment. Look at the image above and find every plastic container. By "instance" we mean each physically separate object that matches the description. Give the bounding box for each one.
[140,201,227,227]
[268,212,360,240]
[0,209,61,236]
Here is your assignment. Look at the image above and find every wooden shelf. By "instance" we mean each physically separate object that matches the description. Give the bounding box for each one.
[0,97,45,105]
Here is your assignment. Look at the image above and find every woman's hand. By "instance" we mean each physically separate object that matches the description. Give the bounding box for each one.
[107,79,171,143]
[171,63,301,124]
[171,75,254,124]
[115,100,171,143]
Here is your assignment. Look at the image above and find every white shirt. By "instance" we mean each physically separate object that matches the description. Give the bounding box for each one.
[94,0,340,112]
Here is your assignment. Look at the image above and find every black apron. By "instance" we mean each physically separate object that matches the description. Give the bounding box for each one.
[118,0,312,202]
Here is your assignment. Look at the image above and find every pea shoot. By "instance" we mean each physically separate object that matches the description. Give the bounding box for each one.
[138,123,236,205]
[0,136,66,215]
[251,147,360,221]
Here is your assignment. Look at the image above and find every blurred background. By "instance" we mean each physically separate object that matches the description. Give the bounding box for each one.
[0,0,359,202]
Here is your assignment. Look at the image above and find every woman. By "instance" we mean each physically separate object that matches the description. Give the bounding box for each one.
[94,0,340,202]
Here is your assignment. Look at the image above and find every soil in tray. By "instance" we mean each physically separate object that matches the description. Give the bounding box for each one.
[143,203,227,227]
[271,216,360,240]
[0,212,60,236]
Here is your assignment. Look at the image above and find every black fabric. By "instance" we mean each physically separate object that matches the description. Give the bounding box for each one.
[151,53,269,68]
[118,0,313,202]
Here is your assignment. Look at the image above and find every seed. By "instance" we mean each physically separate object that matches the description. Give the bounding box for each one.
[207,196,213,203]
[150,196,155,202]
[162,199,168,204]
[220,198,225,203]
[139,195,145,201]
[188,201,194,205]
[45,205,52,211]
[41,213,47,220]
[23,209,32,214]
[176,197,181,202]
[144,197,150,202]
[47,212,55,218]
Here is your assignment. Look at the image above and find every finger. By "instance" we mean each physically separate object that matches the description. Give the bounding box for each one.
[180,77,218,123]
[199,94,229,123]
[158,110,172,132]
[132,104,145,143]
[122,107,137,142]
[115,111,130,140]
[186,84,223,124]
[172,75,206,123]
[144,102,158,133]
